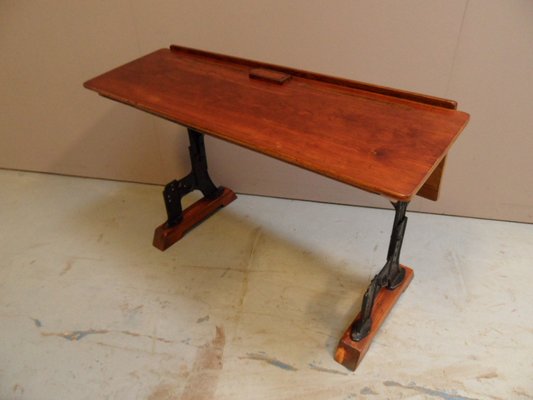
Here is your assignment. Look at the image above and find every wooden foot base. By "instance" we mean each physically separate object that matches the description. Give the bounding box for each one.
[153,187,237,251]
[335,266,414,371]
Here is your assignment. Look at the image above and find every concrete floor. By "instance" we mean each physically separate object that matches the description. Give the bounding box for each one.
[0,169,531,400]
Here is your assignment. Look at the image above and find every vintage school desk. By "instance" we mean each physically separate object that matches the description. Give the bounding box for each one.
[84,45,469,370]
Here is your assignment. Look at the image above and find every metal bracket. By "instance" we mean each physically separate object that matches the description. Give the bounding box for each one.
[163,128,223,227]
[351,201,409,341]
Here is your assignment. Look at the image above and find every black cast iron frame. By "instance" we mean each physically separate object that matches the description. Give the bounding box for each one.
[163,128,223,227]
[351,201,409,341]
[162,129,409,342]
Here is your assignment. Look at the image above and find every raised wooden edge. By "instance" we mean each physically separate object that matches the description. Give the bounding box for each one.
[153,187,237,251]
[334,266,414,371]
[169,45,458,110]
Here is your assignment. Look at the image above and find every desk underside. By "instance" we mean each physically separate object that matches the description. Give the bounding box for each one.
[84,46,469,201]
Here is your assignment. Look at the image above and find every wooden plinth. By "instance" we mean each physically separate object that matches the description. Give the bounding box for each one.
[153,187,237,251]
[335,266,414,371]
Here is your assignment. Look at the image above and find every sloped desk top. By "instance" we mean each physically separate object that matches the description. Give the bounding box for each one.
[84,45,469,201]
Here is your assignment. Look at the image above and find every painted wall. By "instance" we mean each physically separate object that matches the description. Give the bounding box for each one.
[1,1,532,222]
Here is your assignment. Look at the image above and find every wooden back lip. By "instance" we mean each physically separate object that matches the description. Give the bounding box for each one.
[170,44,458,110]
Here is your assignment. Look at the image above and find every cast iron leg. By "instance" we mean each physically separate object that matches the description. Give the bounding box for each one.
[351,201,409,341]
[163,128,223,227]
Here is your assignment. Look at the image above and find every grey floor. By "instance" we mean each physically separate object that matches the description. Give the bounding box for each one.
[0,170,531,400]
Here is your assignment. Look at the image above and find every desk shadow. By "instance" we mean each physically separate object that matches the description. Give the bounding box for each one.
[69,184,380,361]
[51,102,190,185]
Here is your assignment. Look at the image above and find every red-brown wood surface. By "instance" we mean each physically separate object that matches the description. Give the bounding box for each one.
[335,266,414,371]
[417,157,447,201]
[84,46,469,201]
[153,187,237,251]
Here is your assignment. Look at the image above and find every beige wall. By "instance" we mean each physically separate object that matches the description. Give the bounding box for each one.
[1,0,532,222]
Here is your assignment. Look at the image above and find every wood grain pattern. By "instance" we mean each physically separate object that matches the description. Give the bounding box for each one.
[84,45,469,201]
[153,187,237,251]
[169,45,459,109]
[335,266,414,371]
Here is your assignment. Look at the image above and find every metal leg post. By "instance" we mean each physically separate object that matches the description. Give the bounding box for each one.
[163,129,223,227]
[351,201,409,341]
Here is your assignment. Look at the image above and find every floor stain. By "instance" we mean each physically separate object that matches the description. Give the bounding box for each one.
[178,364,189,378]
[360,386,378,395]
[238,228,262,310]
[59,260,74,276]
[513,388,533,399]
[179,326,226,400]
[220,267,230,278]
[12,384,24,394]
[308,362,348,376]
[120,303,144,324]
[194,326,225,370]
[94,341,174,359]
[179,265,246,273]
[129,370,140,380]
[120,329,173,344]
[58,256,101,276]
[30,318,42,327]
[196,315,210,324]
[148,383,179,400]
[475,371,498,380]
[445,250,471,306]
[40,328,173,343]
[119,303,144,315]
[383,381,478,400]
[241,352,297,371]
[42,329,109,341]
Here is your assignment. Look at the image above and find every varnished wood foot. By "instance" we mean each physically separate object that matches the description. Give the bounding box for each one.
[335,266,414,371]
[153,187,237,251]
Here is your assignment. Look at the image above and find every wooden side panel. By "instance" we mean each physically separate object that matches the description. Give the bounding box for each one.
[417,157,447,201]
[415,89,455,201]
